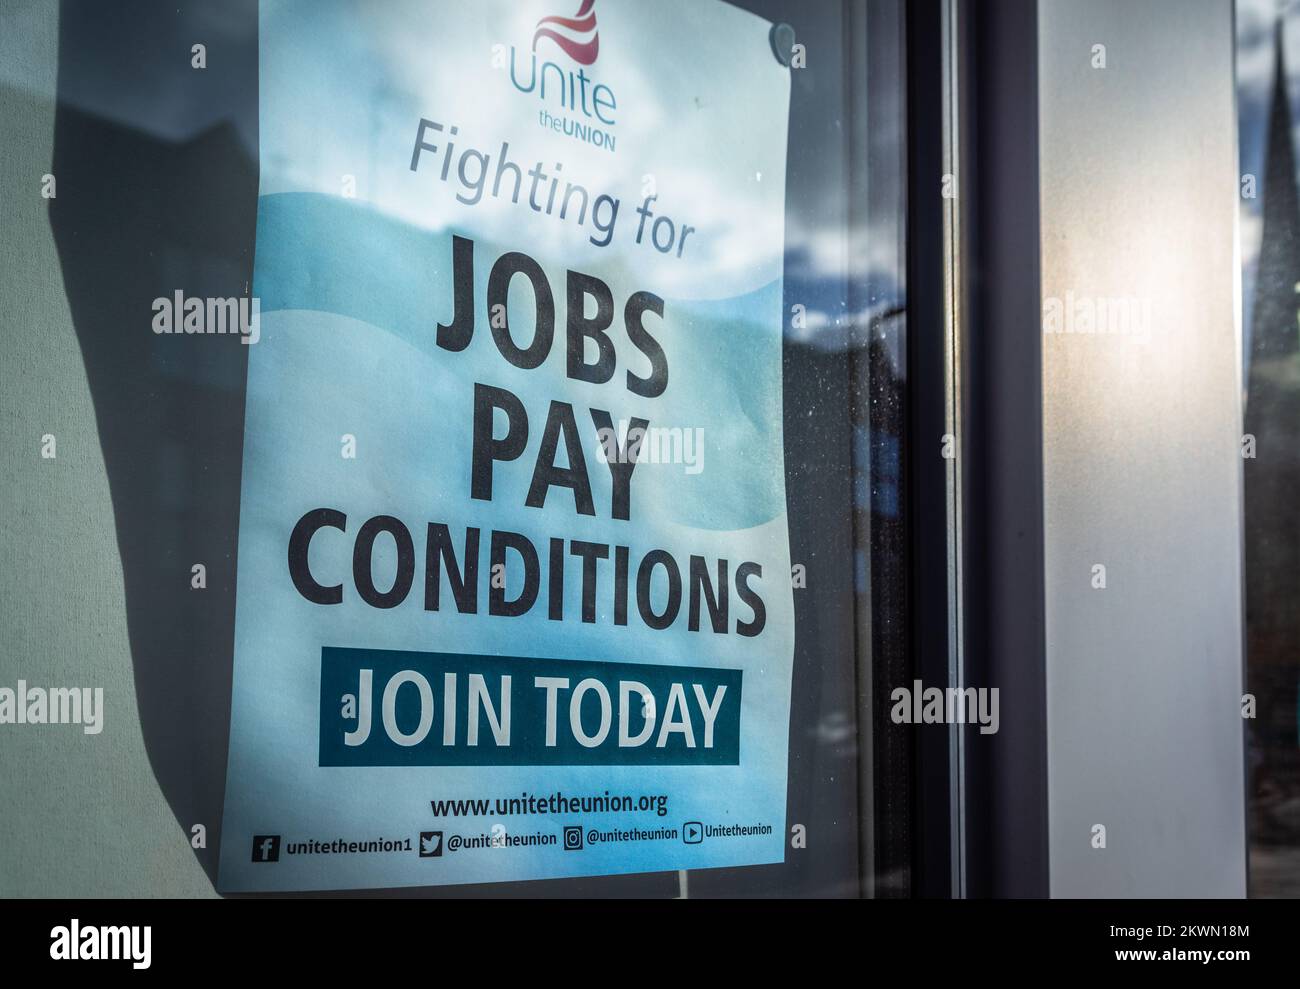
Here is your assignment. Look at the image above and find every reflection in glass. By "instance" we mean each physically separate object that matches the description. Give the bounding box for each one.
[1238,0,1300,898]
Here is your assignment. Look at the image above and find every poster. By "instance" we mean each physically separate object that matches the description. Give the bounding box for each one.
[218,0,793,891]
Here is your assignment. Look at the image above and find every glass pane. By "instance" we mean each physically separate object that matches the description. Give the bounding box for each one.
[1237,0,1300,899]
[0,0,907,898]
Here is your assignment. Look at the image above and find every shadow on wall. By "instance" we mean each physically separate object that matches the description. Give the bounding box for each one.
[47,0,260,888]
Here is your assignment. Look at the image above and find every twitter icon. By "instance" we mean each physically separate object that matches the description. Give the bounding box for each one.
[419,831,443,858]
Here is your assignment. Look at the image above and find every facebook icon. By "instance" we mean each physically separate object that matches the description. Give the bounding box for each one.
[251,835,281,862]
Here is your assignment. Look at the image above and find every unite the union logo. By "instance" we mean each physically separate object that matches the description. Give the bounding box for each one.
[533,0,599,66]
[509,0,617,150]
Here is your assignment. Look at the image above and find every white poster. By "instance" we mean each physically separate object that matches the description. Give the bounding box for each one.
[219,0,793,891]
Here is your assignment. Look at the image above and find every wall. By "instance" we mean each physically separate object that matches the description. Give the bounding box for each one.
[0,1,214,897]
